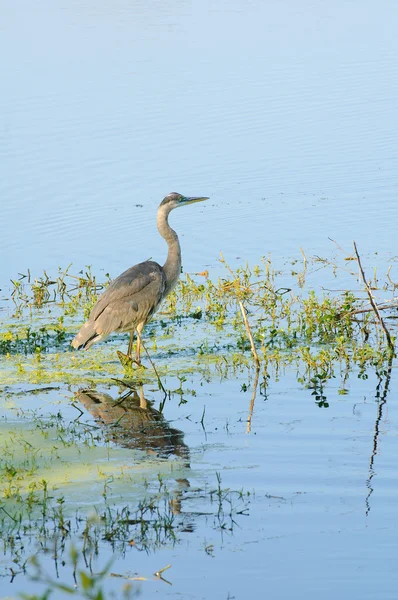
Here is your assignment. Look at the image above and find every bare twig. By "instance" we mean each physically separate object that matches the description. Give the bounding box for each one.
[111,377,136,389]
[111,574,149,581]
[219,251,235,277]
[386,265,398,290]
[110,564,172,585]
[154,564,172,577]
[328,237,346,252]
[353,241,395,352]
[238,301,260,367]
[139,335,167,396]
[352,301,398,315]
[219,251,261,365]
[71,402,84,420]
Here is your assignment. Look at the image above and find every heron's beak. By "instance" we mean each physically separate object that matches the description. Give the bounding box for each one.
[181,196,209,206]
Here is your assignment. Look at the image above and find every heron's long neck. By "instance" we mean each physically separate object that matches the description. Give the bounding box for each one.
[157,205,182,294]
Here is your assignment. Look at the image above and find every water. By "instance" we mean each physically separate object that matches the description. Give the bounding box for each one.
[1,370,397,598]
[1,0,397,285]
[1,0,398,598]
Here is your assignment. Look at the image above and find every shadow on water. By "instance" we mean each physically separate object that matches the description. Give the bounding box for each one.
[75,385,191,517]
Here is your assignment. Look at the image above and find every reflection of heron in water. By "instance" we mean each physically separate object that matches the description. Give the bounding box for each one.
[76,386,190,516]
[72,193,208,366]
[76,386,190,463]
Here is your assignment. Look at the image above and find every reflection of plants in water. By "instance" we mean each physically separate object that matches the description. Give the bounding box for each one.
[212,472,250,533]
[365,354,394,516]
[0,382,251,581]
[307,373,329,408]
[1,471,251,583]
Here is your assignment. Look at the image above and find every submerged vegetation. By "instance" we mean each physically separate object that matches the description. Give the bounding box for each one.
[1,246,397,594]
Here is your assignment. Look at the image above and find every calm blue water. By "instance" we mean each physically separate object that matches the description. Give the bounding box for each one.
[1,0,398,598]
[1,0,397,287]
[2,369,398,599]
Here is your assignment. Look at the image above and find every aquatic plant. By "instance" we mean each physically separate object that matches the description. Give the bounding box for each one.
[1,247,397,394]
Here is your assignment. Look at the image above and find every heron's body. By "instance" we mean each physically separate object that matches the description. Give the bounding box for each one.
[71,192,208,362]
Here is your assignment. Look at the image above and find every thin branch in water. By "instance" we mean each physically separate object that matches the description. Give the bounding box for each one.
[328,237,346,253]
[353,241,395,352]
[154,564,172,577]
[219,251,236,277]
[300,246,307,265]
[111,388,135,407]
[71,402,84,420]
[352,301,398,315]
[110,564,172,586]
[139,335,167,398]
[111,377,136,389]
[386,265,398,290]
[238,300,260,367]
[246,367,260,434]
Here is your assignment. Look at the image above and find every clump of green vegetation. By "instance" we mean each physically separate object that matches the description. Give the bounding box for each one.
[0,321,68,355]
[1,250,397,393]
[10,265,110,318]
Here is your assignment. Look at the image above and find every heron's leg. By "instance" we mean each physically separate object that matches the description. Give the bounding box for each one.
[135,323,144,365]
[117,332,135,368]
[117,326,146,369]
[127,332,134,358]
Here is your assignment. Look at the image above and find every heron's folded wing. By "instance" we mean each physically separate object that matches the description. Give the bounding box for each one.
[95,278,165,335]
[90,261,164,322]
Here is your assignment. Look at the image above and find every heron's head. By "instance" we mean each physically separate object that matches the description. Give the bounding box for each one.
[160,192,209,210]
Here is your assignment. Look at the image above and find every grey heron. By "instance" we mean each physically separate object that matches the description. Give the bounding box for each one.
[71,192,208,364]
